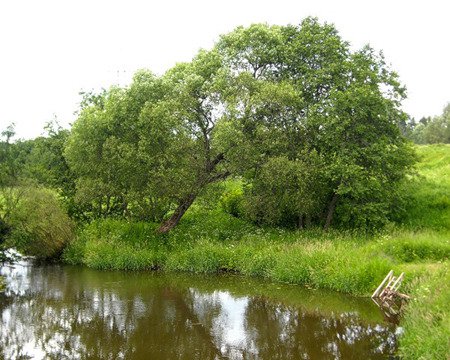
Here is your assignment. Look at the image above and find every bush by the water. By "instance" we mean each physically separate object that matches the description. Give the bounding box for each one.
[8,187,74,259]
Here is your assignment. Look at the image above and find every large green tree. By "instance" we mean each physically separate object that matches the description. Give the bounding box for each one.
[66,54,230,229]
[216,18,415,230]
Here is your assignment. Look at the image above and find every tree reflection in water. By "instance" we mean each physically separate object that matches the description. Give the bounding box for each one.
[0,262,398,359]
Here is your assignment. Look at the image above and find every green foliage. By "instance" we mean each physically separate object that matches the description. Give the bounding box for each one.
[83,242,163,271]
[215,19,415,231]
[243,154,326,228]
[63,219,164,269]
[66,56,230,227]
[399,266,450,360]
[0,124,35,188]
[219,180,244,217]
[0,217,10,245]
[268,242,392,294]
[23,120,72,189]
[62,232,86,265]
[64,210,441,296]
[165,242,237,273]
[62,18,415,232]
[7,187,74,259]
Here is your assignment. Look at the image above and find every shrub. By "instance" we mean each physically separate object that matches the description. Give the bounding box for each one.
[220,186,244,218]
[8,187,74,259]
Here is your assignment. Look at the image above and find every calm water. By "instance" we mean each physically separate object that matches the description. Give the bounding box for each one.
[0,261,399,359]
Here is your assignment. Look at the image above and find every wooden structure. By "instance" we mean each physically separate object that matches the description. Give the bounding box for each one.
[372,270,409,317]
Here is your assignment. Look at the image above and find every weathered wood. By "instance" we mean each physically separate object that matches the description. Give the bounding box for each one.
[372,270,393,298]
[381,277,397,297]
[372,270,408,317]
[391,272,404,292]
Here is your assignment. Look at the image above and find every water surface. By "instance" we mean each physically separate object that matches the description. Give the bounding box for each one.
[0,261,399,359]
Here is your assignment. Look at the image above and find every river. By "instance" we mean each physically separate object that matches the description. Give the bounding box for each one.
[0,260,400,359]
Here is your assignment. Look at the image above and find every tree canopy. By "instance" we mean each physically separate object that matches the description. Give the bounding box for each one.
[5,17,416,234]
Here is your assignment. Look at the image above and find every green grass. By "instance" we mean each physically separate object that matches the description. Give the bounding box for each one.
[63,211,450,296]
[401,144,450,231]
[399,266,450,360]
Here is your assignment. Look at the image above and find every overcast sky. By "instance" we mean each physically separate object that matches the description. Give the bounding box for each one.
[1,0,449,139]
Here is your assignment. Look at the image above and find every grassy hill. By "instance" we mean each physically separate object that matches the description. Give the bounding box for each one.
[402,144,450,230]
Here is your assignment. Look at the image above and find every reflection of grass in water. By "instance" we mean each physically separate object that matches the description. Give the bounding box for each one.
[63,264,385,324]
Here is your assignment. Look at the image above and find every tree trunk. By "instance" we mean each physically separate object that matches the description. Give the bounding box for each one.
[324,193,338,231]
[297,214,304,229]
[305,214,311,228]
[157,193,197,234]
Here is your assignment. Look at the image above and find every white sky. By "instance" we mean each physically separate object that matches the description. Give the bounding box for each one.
[1,0,449,139]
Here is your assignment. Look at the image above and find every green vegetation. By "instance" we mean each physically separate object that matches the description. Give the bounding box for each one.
[399,267,449,360]
[61,18,415,233]
[63,211,449,294]
[403,103,450,144]
[61,144,449,359]
[6,187,74,259]
[401,144,450,231]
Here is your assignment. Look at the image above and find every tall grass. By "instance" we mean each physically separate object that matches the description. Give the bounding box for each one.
[399,266,450,360]
[63,212,450,296]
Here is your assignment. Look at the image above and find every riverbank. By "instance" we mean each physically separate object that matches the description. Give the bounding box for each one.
[63,215,449,359]
[62,144,450,359]
[63,213,449,358]
[63,212,449,292]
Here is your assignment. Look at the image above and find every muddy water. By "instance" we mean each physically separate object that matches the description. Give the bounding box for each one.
[0,261,399,359]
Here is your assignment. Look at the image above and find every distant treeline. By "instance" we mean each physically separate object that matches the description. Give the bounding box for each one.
[399,103,450,144]
[2,18,419,242]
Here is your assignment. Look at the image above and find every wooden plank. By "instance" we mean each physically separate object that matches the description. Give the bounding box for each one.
[372,270,393,298]
[381,277,397,297]
[391,272,404,292]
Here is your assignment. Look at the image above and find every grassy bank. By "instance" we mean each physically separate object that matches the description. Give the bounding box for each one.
[62,144,450,359]
[399,267,449,359]
[63,213,449,296]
